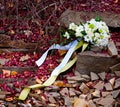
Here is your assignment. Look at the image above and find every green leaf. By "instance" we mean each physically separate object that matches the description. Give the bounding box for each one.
[82,42,89,52]
[89,24,94,29]
[95,17,101,22]
[81,31,87,35]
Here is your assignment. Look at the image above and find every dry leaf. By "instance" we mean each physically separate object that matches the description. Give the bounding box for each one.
[11,71,18,76]
[114,0,118,3]
[5,97,14,102]
[24,30,32,37]
[20,54,30,62]
[2,69,11,78]
[36,78,42,84]
[58,50,67,56]
[0,59,9,65]
[54,81,72,87]
[74,98,88,107]
[40,30,44,35]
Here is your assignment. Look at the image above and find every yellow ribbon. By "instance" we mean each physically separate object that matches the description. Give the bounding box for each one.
[18,41,88,100]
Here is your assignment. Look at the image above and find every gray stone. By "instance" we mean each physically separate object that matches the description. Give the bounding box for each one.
[59,9,120,28]
[108,40,118,56]
[90,72,99,81]
[76,51,120,75]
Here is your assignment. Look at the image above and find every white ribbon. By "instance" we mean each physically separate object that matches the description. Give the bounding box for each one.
[36,40,78,67]
[36,40,78,76]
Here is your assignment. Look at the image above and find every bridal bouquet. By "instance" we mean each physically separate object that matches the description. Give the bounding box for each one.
[62,17,110,48]
[19,18,111,100]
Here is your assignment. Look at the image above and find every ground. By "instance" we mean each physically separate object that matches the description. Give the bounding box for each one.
[0,0,120,107]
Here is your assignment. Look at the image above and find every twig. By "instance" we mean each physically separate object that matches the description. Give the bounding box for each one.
[37,2,58,15]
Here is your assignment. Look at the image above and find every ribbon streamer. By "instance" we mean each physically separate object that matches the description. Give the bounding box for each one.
[36,40,78,66]
[18,40,86,100]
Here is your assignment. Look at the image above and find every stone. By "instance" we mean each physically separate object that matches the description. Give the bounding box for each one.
[92,90,100,98]
[86,93,92,100]
[110,63,120,72]
[59,9,120,28]
[79,83,89,94]
[114,102,120,107]
[94,81,104,90]
[48,92,60,98]
[69,88,76,97]
[98,72,106,80]
[111,90,120,98]
[67,80,77,84]
[79,94,87,99]
[49,96,56,104]
[0,95,6,100]
[88,100,96,107]
[108,40,118,56]
[44,85,60,91]
[109,77,115,86]
[101,91,111,97]
[96,95,114,106]
[73,98,88,107]
[60,88,69,96]
[114,81,120,89]
[92,98,100,103]
[74,90,81,95]
[81,75,90,80]
[74,70,81,77]
[114,71,120,77]
[76,51,120,75]
[90,72,99,81]
[67,76,86,81]
[8,103,17,107]
[48,103,57,107]
[104,83,113,91]
[64,96,72,107]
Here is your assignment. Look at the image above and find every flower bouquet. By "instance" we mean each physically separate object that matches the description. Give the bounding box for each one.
[18,17,111,100]
[62,17,110,49]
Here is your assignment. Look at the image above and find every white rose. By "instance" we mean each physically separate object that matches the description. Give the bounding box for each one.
[63,32,70,39]
[75,25,84,37]
[69,23,78,31]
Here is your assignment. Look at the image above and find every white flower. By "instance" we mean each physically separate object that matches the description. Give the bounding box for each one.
[69,23,78,31]
[96,38,109,47]
[84,33,93,43]
[62,18,110,47]
[84,35,92,42]
[63,32,70,39]
[75,25,84,37]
